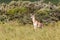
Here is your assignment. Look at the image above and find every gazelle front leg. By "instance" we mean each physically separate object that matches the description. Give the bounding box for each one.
[33,22,37,31]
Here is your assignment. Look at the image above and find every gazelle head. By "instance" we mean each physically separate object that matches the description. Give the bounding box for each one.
[30,14,35,18]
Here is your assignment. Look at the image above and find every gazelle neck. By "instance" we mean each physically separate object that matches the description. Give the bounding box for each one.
[31,15,36,22]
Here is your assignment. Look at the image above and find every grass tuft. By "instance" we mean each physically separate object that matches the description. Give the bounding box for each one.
[0,21,60,40]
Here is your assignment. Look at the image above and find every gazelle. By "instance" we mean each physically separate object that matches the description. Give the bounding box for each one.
[30,14,43,30]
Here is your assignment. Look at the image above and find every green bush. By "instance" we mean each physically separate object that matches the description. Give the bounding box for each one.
[7,7,28,15]
[0,1,60,25]
[35,8,51,22]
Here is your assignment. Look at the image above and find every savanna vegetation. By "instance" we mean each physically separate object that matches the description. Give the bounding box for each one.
[0,0,60,4]
[0,0,60,25]
[0,0,60,40]
[0,21,60,40]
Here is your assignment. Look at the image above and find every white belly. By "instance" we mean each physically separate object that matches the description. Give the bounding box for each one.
[33,21,37,26]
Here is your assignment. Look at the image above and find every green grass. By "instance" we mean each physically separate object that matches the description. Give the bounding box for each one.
[0,21,60,40]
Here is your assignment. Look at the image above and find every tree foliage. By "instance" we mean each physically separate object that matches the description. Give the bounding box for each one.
[0,1,60,25]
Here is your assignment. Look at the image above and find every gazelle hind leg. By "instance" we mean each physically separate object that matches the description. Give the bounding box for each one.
[38,23,43,28]
[40,23,43,28]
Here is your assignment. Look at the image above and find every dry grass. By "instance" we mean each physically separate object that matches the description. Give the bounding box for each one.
[0,21,60,40]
